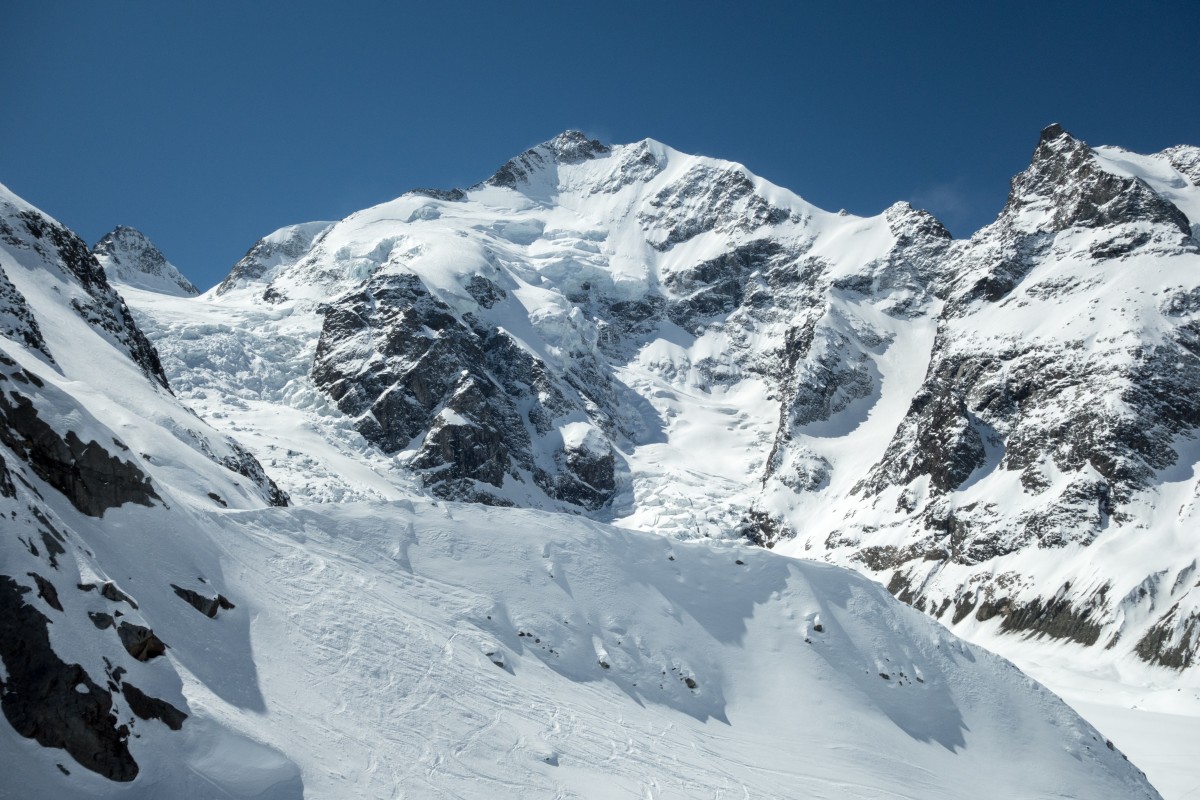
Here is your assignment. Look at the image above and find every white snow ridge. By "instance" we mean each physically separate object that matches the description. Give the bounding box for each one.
[2,125,1198,798]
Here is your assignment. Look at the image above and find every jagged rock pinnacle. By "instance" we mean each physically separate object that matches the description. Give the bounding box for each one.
[1039,122,1067,143]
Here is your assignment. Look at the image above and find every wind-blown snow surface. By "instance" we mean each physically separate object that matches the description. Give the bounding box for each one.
[1,496,1161,799]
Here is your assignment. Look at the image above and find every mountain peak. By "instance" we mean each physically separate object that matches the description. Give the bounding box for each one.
[92,226,199,296]
[545,129,610,162]
[1039,122,1068,144]
[1003,123,1190,234]
[885,201,953,241]
[484,130,610,188]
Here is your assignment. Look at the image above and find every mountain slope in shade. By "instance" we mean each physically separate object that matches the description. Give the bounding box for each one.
[92,226,198,297]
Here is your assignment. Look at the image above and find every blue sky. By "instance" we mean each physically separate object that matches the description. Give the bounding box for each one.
[3,2,1198,289]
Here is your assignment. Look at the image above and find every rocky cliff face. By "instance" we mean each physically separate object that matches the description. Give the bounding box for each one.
[311,270,619,508]
[1,196,171,390]
[213,220,334,297]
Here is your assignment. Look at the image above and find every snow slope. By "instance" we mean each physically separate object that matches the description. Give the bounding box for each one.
[0,184,285,512]
[0,493,1163,799]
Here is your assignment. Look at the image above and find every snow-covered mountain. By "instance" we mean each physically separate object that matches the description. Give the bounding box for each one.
[0,180,1164,797]
[794,125,1200,673]
[118,127,1200,686]
[92,226,198,297]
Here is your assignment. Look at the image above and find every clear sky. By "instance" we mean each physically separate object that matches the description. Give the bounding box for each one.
[3,2,1198,290]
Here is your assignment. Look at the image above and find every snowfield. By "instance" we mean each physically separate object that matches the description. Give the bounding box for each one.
[0,497,1164,799]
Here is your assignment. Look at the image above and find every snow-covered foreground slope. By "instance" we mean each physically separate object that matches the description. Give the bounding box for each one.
[1,496,1162,799]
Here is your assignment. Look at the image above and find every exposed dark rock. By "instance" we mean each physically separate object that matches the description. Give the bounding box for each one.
[888,571,1110,649]
[1135,605,1199,669]
[171,583,234,618]
[173,425,288,508]
[77,581,138,609]
[553,443,615,510]
[121,683,187,731]
[89,611,114,630]
[854,317,1200,564]
[0,575,138,781]
[407,187,466,202]
[8,206,169,389]
[91,225,199,295]
[599,295,667,352]
[639,164,790,251]
[0,452,14,499]
[38,527,66,569]
[410,378,525,489]
[100,582,138,608]
[1010,125,1191,235]
[0,265,53,359]
[664,240,785,329]
[26,571,61,611]
[738,508,789,548]
[1158,145,1200,186]
[214,221,332,296]
[994,591,1105,646]
[116,622,167,662]
[313,271,619,509]
[779,326,875,430]
[464,274,507,309]
[1161,287,1200,317]
[951,596,977,625]
[591,140,666,193]
[221,441,289,507]
[856,545,924,573]
[0,387,160,517]
[855,349,989,497]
